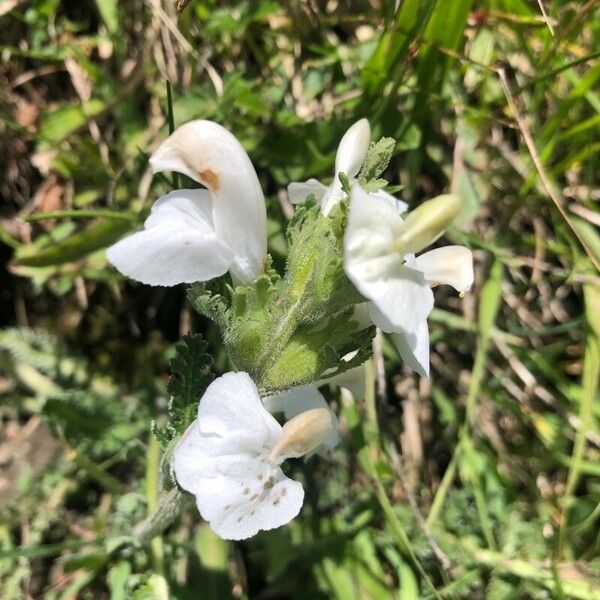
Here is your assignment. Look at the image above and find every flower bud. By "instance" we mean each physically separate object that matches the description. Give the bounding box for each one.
[335,118,371,178]
[268,408,333,464]
[322,119,372,216]
[394,194,462,256]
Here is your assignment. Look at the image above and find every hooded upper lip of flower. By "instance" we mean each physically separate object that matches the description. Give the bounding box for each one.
[173,371,333,540]
[263,383,340,453]
[343,181,474,377]
[106,120,267,287]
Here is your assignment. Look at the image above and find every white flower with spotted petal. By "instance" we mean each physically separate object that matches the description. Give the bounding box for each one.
[173,372,333,540]
[107,120,267,286]
[344,182,474,377]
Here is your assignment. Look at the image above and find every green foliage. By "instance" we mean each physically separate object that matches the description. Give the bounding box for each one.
[152,333,213,449]
[0,327,88,387]
[44,391,144,458]
[187,279,230,330]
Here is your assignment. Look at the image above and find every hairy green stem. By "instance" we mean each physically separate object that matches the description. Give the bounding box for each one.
[146,435,164,572]
[133,487,189,544]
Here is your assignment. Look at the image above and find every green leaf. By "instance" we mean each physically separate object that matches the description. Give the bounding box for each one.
[13,219,133,267]
[478,259,504,341]
[107,561,132,600]
[39,100,106,144]
[94,0,119,34]
[152,333,213,449]
[23,209,137,222]
[362,0,437,95]
[187,280,230,330]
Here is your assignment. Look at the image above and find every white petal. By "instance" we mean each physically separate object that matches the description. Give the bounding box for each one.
[368,189,408,214]
[320,185,346,216]
[415,245,474,292]
[274,385,339,450]
[392,320,430,377]
[194,466,304,541]
[150,120,267,285]
[287,179,328,204]
[195,372,282,446]
[321,119,371,215]
[345,182,403,262]
[173,373,281,488]
[334,119,371,179]
[173,372,304,540]
[350,302,374,331]
[106,190,232,286]
[261,393,283,414]
[344,183,434,333]
[323,365,365,399]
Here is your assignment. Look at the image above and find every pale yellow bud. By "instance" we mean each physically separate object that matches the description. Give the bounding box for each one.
[268,408,333,465]
[393,194,462,256]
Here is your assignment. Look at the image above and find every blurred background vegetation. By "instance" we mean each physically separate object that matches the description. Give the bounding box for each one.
[1,0,599,597]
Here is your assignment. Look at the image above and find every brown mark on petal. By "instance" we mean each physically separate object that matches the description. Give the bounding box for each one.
[199,168,219,192]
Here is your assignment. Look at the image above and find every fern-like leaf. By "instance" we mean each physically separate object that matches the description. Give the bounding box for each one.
[152,333,213,449]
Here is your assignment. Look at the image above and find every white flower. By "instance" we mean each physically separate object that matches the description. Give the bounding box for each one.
[173,372,333,540]
[344,182,474,377]
[288,119,398,216]
[107,120,267,286]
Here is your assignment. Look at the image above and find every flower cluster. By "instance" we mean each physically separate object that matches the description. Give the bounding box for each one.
[108,118,473,539]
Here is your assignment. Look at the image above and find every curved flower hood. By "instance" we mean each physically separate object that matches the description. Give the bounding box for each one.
[107,120,267,286]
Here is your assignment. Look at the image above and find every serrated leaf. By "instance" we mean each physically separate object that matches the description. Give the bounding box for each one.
[153,333,214,449]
